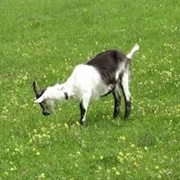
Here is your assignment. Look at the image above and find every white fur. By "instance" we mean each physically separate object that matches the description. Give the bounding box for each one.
[66,65,112,100]
[126,44,140,59]
[121,70,131,101]
[35,64,112,104]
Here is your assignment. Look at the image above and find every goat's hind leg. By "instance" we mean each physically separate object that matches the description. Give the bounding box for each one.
[112,89,121,118]
[121,72,131,119]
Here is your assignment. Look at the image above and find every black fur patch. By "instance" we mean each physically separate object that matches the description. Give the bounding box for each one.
[64,92,68,100]
[86,50,128,85]
[36,89,46,99]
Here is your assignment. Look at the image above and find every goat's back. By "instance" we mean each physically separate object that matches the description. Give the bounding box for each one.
[86,50,129,85]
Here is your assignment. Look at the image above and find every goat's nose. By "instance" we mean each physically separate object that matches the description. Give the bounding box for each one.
[42,111,50,116]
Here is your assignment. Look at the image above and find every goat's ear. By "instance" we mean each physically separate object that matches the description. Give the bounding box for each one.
[33,80,40,97]
[34,96,44,103]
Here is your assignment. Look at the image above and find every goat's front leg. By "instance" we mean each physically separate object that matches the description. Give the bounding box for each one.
[112,89,121,118]
[79,93,91,125]
[121,72,131,119]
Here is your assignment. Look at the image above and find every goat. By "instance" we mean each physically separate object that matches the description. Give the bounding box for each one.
[33,44,139,125]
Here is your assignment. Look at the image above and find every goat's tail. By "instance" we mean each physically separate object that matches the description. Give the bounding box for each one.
[126,43,140,59]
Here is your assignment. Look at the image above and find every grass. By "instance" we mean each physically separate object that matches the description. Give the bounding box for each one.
[0,0,180,179]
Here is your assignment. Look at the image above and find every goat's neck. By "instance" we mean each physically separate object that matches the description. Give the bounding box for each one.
[53,81,74,100]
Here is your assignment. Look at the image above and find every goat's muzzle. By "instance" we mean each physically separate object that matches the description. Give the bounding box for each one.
[42,111,50,116]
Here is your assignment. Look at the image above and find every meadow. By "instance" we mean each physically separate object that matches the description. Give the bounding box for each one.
[0,0,180,179]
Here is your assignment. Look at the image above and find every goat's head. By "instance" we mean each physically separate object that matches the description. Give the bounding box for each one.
[33,80,55,116]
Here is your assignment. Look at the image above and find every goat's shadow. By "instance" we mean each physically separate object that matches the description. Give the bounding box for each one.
[66,105,127,128]
[60,97,129,128]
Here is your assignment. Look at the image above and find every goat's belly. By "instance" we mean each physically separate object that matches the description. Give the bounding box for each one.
[73,83,111,101]
[91,84,112,101]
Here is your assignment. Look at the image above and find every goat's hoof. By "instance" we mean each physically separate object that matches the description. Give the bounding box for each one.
[113,114,119,119]
[124,116,129,120]
[79,121,85,126]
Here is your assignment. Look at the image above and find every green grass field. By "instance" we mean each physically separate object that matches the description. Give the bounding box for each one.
[0,0,180,179]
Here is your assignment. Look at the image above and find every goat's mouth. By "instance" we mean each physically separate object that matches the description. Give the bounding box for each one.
[40,101,52,116]
[42,111,50,116]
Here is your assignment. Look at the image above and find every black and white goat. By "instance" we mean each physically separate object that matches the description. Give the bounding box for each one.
[33,44,139,125]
